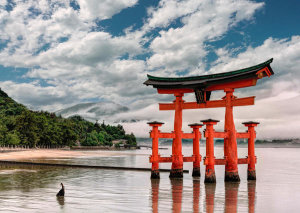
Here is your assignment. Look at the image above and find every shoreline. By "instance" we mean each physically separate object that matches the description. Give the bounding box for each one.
[0,149,131,161]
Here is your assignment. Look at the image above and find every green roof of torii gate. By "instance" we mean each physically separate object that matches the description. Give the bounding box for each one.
[144,58,274,89]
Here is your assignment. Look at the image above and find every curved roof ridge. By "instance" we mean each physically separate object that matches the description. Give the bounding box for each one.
[146,58,273,82]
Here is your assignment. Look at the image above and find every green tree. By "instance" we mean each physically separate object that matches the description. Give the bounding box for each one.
[6,131,20,145]
[0,124,8,145]
[97,131,113,146]
[15,110,38,147]
[60,121,78,147]
[81,130,99,146]
[124,133,137,146]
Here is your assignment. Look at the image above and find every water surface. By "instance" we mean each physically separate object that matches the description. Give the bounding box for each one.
[0,145,300,212]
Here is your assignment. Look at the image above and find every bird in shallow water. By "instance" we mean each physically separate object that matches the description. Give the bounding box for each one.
[56,183,65,197]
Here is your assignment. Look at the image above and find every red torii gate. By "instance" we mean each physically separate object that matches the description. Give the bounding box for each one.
[144,59,274,182]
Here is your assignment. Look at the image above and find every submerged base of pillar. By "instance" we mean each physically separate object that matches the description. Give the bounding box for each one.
[151,170,160,179]
[169,169,183,178]
[225,171,240,182]
[247,170,256,180]
[204,170,216,183]
[192,167,201,177]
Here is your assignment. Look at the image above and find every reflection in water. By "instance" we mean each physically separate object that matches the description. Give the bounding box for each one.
[205,183,216,213]
[248,181,256,213]
[56,196,65,207]
[224,182,239,213]
[151,179,160,213]
[193,179,200,213]
[0,164,63,192]
[171,179,183,213]
[151,178,256,213]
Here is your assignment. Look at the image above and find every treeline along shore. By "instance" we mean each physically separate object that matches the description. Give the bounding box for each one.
[0,88,136,149]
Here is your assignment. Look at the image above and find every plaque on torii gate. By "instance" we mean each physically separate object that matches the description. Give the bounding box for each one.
[144,58,274,182]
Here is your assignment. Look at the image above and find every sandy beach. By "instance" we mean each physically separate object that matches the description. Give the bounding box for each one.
[0,149,123,160]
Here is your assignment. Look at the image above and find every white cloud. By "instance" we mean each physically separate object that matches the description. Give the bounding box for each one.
[0,0,140,67]
[209,36,300,75]
[146,0,263,30]
[77,0,138,20]
[34,31,142,69]
[145,0,264,73]
[0,0,300,139]
[0,0,7,7]
[0,0,145,110]
[0,80,78,111]
[146,0,201,29]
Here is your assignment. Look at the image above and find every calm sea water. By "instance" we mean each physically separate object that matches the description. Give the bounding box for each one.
[0,144,300,212]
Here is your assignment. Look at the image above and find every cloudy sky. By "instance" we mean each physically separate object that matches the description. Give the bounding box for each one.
[0,0,300,138]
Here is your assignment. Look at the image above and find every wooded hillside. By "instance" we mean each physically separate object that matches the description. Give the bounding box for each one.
[0,89,136,148]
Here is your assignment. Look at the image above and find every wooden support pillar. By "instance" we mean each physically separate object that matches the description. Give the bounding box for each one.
[170,93,184,178]
[189,123,203,177]
[202,119,219,183]
[243,121,259,180]
[224,88,240,182]
[148,121,164,179]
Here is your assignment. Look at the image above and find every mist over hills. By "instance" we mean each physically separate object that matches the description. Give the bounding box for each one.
[56,102,129,122]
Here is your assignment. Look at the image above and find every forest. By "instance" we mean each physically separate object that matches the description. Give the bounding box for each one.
[0,88,136,148]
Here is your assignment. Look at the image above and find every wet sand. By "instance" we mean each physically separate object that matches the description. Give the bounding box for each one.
[0,149,123,160]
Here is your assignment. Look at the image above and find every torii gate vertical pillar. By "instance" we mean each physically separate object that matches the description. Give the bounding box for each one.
[189,123,203,177]
[243,121,259,180]
[224,88,240,182]
[148,121,164,179]
[170,93,184,178]
[202,119,219,183]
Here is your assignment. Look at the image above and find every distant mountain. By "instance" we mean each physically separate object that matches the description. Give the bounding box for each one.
[56,102,129,121]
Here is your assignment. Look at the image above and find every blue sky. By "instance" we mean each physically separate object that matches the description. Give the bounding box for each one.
[0,0,300,138]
